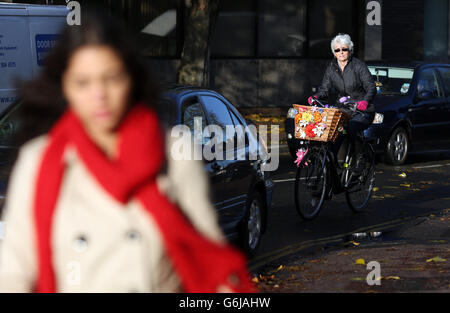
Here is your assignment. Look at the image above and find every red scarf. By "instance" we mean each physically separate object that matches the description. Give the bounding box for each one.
[33,104,255,293]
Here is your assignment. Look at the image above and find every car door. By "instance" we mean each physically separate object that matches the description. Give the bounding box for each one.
[408,67,446,150]
[226,104,254,220]
[180,96,225,211]
[200,95,243,228]
[435,66,450,149]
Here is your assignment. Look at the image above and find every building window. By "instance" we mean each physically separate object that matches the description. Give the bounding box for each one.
[211,0,358,59]
[131,0,181,57]
[307,0,356,58]
[257,0,307,57]
[211,0,257,57]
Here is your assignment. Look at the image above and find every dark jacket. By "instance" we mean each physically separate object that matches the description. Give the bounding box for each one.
[314,56,377,113]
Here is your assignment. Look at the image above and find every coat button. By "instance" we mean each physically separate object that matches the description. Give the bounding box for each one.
[126,230,141,241]
[73,235,88,253]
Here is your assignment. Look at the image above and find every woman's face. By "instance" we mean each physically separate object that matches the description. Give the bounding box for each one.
[62,45,132,135]
[333,42,350,63]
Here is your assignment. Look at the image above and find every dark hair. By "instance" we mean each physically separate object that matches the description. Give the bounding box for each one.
[15,11,160,146]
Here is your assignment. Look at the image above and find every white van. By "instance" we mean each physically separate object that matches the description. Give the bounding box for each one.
[0,2,68,113]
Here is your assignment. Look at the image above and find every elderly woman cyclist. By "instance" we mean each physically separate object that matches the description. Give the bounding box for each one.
[308,33,376,174]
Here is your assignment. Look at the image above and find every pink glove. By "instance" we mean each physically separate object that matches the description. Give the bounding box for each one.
[308,95,318,105]
[356,100,368,111]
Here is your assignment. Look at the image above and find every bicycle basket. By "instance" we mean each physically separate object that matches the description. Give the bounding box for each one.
[292,104,350,142]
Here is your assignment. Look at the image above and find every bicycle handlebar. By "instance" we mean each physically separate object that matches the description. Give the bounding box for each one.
[310,97,363,116]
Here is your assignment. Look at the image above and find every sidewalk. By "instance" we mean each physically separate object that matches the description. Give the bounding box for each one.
[253,209,450,293]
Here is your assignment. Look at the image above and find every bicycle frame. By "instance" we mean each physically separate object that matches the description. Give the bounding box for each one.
[307,136,355,197]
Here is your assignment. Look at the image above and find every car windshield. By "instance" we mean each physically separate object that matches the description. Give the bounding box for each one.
[368,66,414,95]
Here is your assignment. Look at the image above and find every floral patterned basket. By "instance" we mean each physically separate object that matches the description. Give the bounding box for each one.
[292,104,350,142]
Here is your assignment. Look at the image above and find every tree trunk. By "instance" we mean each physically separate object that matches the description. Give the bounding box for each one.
[177,0,220,87]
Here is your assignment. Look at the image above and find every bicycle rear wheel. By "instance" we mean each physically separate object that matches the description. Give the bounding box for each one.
[294,147,327,220]
[345,143,375,212]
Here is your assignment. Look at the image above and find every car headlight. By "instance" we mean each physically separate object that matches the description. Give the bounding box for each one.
[373,113,384,124]
[287,108,297,118]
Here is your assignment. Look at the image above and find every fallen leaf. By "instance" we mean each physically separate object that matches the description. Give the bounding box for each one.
[430,240,446,244]
[351,241,360,246]
[426,256,446,263]
[407,266,425,271]
[274,265,284,272]
[252,277,259,283]
[350,277,365,281]
[373,187,379,192]
[399,172,407,178]
[355,258,366,265]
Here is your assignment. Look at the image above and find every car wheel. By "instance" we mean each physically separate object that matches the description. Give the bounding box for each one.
[240,192,264,257]
[385,127,409,165]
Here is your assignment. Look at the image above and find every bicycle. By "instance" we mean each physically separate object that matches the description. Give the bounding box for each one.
[294,97,376,220]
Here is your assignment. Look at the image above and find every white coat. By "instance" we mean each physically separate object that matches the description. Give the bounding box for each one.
[0,134,225,292]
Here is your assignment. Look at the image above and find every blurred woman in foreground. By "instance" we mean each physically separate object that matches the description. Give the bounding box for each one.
[0,13,254,293]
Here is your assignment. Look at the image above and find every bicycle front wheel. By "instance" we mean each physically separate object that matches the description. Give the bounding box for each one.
[345,143,376,212]
[294,147,327,220]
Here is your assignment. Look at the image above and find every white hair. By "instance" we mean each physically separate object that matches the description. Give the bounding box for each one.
[330,33,354,54]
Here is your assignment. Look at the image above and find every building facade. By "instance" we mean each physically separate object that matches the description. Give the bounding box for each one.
[7,0,450,107]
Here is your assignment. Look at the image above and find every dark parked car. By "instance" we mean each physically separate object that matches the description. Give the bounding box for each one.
[0,86,274,256]
[162,86,273,255]
[285,62,450,165]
